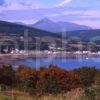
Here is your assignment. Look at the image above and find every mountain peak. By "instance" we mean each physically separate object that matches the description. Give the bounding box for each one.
[34,18,55,25]
[41,18,52,22]
[31,18,92,33]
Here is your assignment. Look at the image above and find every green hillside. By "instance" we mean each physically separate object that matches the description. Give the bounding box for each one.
[0,20,100,52]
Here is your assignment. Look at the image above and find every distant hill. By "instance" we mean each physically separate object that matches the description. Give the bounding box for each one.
[0,20,60,38]
[0,20,99,42]
[31,18,92,33]
[0,20,62,51]
[0,20,100,51]
[14,22,26,25]
[63,29,100,42]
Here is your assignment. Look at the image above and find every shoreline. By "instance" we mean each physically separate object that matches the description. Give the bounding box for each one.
[0,51,100,69]
[0,51,100,60]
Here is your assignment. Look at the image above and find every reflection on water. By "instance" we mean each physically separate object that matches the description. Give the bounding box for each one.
[8,56,100,70]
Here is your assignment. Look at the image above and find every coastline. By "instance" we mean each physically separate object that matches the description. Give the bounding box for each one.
[0,51,100,60]
[0,51,100,69]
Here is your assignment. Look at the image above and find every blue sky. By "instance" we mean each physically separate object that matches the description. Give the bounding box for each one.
[0,0,100,28]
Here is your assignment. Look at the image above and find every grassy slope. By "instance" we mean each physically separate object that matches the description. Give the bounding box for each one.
[0,94,84,100]
[0,89,87,100]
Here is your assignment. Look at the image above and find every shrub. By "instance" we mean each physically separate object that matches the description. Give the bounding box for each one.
[85,88,96,100]
[73,67,97,87]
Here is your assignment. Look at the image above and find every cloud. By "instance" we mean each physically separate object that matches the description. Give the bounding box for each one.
[20,0,45,8]
[20,1,32,6]
[0,0,5,5]
[45,14,60,17]
[73,20,100,28]
[56,0,72,7]
[62,10,82,15]
[0,0,46,10]
[84,10,100,17]
[0,0,73,10]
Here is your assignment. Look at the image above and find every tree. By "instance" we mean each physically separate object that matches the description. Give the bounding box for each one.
[37,65,81,95]
[94,70,100,88]
[16,65,38,94]
[73,67,97,87]
[0,64,15,90]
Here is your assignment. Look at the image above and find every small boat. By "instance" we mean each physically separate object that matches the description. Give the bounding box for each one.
[86,57,89,60]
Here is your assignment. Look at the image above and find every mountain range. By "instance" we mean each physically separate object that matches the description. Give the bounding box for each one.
[0,20,60,38]
[0,20,100,51]
[31,18,92,33]
[0,20,99,42]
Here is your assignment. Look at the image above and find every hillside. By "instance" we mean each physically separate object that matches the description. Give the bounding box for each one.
[0,20,62,52]
[0,20,100,52]
[0,20,60,38]
[31,18,92,33]
[63,29,100,42]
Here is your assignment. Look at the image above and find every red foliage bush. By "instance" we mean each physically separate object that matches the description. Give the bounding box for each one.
[0,64,82,95]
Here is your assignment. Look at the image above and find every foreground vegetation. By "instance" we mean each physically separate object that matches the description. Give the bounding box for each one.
[0,64,99,100]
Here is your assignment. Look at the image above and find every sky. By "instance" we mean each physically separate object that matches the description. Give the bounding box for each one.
[0,0,100,28]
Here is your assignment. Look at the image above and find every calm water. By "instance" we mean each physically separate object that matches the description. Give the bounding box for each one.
[10,57,100,70]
